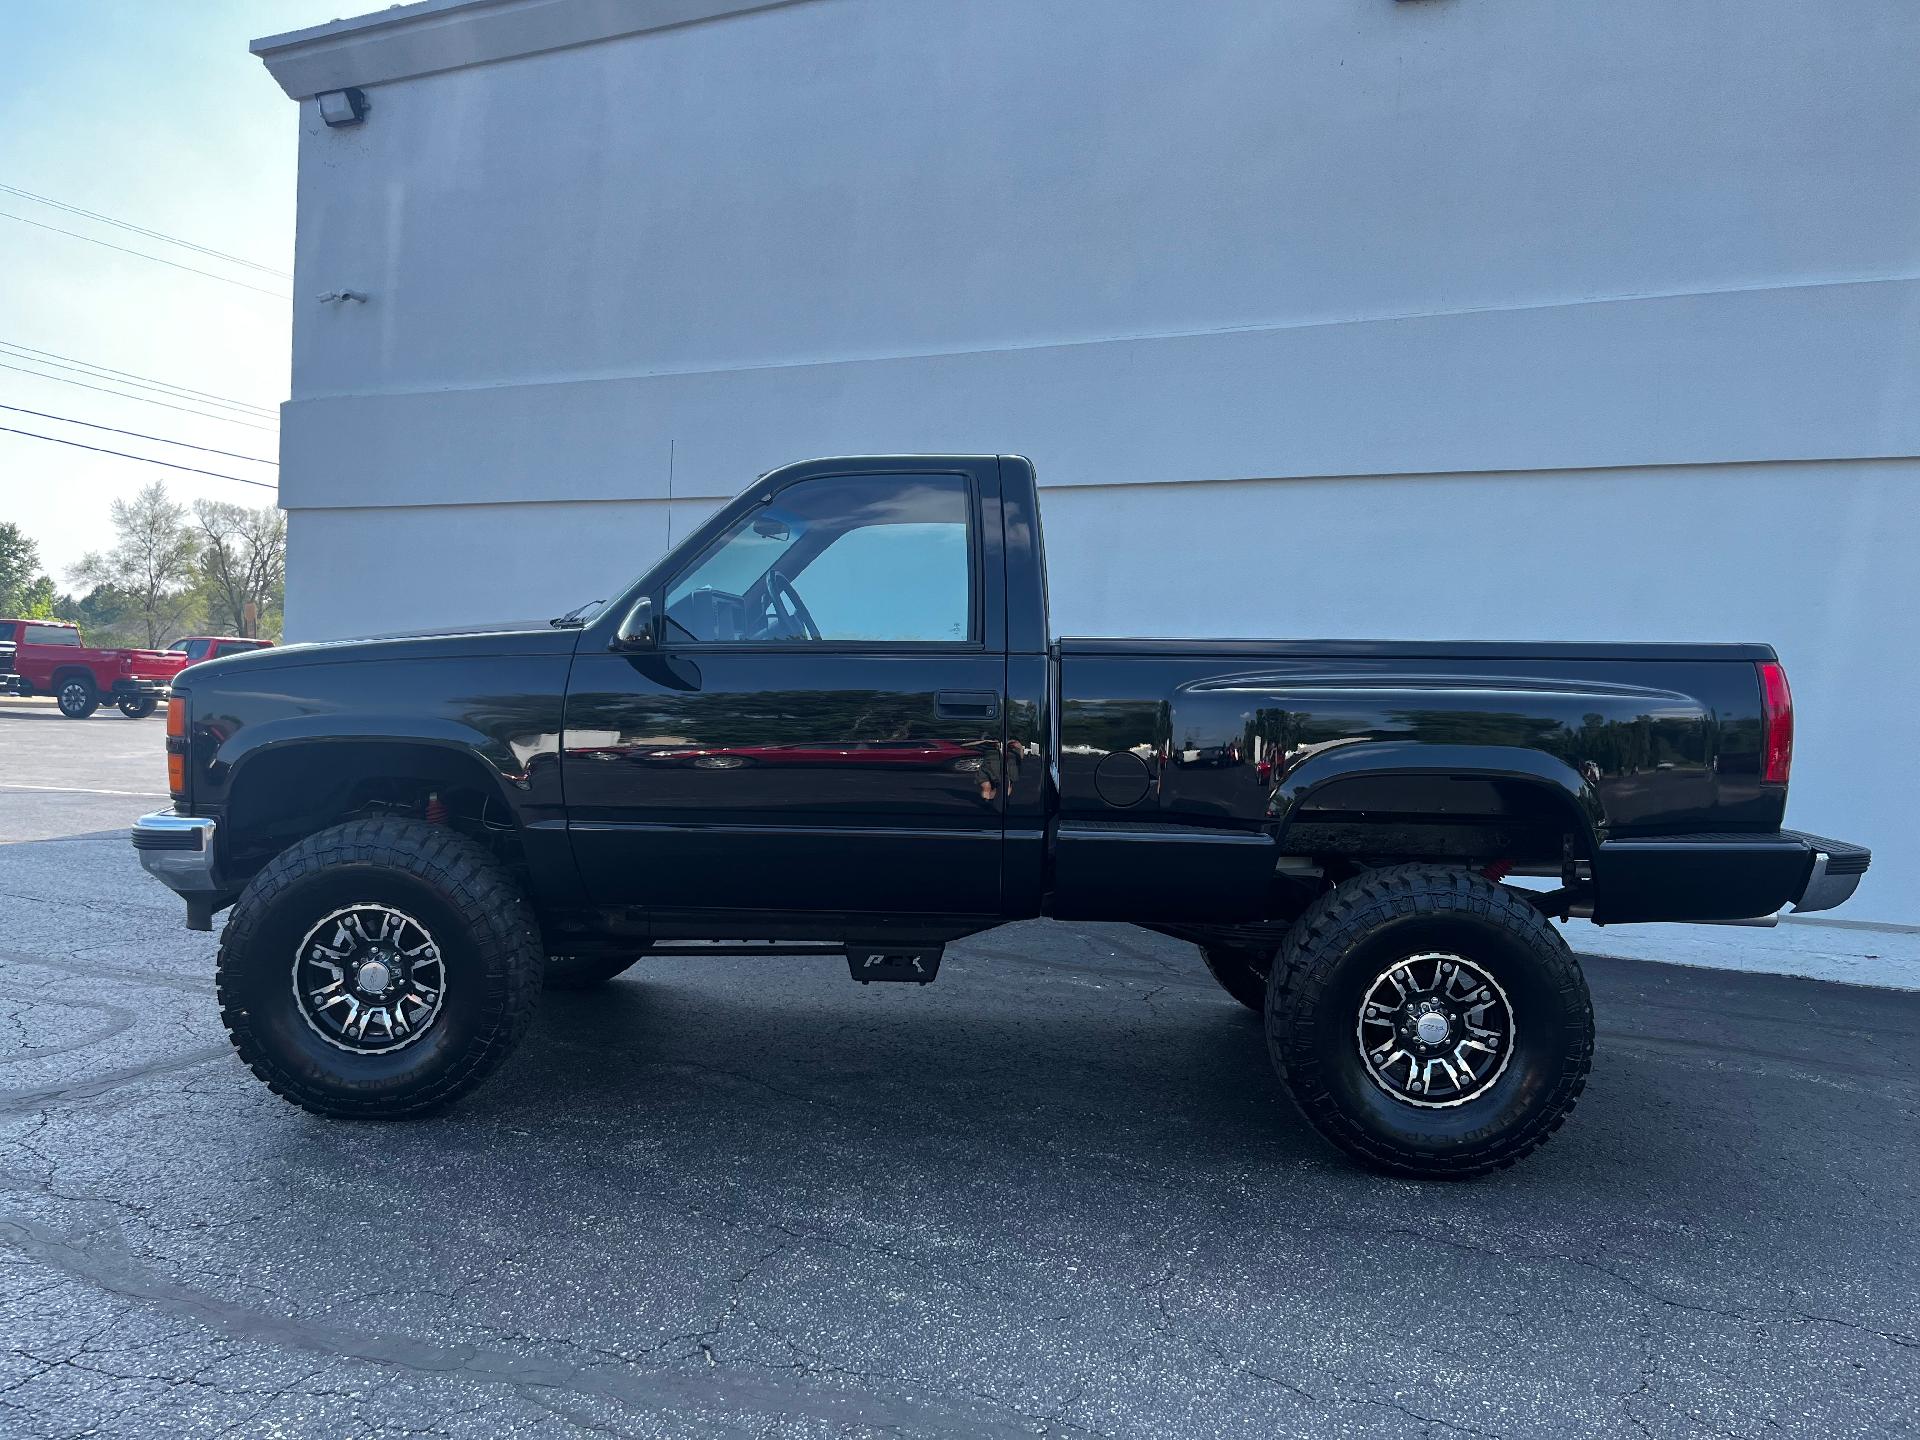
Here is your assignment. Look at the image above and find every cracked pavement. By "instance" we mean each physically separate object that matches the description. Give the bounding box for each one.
[1,696,1916,1437]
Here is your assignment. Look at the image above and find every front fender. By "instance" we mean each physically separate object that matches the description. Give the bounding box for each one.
[185,653,571,824]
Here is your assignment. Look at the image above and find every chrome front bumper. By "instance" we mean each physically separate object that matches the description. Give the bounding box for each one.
[131,811,217,895]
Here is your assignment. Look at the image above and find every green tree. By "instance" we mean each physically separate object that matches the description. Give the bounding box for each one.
[71,482,201,647]
[0,521,57,617]
[55,585,138,640]
[191,499,286,639]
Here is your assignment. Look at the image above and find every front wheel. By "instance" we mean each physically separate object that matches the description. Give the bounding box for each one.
[56,676,98,718]
[117,694,158,719]
[1265,865,1593,1179]
[216,818,543,1118]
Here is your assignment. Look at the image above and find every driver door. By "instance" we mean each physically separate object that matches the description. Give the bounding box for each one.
[562,464,1006,920]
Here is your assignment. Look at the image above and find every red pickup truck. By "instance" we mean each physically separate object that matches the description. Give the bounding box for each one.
[8,620,188,719]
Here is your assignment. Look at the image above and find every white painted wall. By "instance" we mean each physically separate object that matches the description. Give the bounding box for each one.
[261,0,1920,938]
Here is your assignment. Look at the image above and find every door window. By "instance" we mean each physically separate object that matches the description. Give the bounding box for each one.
[665,475,974,644]
[23,625,79,646]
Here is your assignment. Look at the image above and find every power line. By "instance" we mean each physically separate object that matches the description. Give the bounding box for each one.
[0,362,278,432]
[0,339,277,415]
[0,183,290,278]
[0,344,276,419]
[0,404,277,467]
[0,424,278,490]
[0,210,292,300]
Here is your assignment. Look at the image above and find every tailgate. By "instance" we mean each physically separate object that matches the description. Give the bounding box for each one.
[123,651,187,681]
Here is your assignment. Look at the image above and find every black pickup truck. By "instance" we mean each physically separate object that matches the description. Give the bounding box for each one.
[133,456,1869,1176]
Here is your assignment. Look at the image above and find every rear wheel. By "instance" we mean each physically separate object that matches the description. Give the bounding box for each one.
[1200,945,1270,1013]
[1265,865,1593,1178]
[56,675,98,719]
[117,694,158,719]
[216,817,543,1118]
[545,952,643,990]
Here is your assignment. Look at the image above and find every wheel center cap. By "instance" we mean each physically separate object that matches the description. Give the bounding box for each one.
[357,959,394,995]
[1415,1011,1452,1045]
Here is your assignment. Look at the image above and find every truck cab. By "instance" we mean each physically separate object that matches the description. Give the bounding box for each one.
[564,456,1043,926]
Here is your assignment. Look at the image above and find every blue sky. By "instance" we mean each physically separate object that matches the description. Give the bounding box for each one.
[0,0,341,583]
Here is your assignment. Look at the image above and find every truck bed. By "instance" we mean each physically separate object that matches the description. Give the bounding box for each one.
[1058,637,1779,661]
[1053,636,1797,925]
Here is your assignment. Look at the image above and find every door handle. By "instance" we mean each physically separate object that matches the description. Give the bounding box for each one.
[934,690,1000,720]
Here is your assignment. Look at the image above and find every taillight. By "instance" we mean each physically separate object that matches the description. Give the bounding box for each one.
[1758,660,1793,786]
[166,696,188,799]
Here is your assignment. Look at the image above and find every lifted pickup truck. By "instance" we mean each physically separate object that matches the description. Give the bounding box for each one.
[133,456,1869,1176]
[12,622,187,718]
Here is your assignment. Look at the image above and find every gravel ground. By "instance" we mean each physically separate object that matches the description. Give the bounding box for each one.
[1,695,1916,1438]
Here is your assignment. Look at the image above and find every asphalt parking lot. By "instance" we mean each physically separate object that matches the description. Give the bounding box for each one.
[1,695,1916,1438]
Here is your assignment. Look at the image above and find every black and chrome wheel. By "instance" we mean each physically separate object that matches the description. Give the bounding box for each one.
[1355,952,1515,1106]
[116,694,158,719]
[1266,865,1592,1178]
[217,817,542,1118]
[295,904,448,1051]
[56,676,98,719]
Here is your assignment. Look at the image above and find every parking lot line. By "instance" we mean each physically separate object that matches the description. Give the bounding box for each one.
[0,782,170,799]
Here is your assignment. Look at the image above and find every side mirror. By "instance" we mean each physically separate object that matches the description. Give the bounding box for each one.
[613,596,656,650]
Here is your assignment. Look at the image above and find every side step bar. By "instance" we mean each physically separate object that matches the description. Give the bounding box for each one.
[645,940,944,984]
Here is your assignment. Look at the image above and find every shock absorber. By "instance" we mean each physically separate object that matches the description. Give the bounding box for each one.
[424,792,447,825]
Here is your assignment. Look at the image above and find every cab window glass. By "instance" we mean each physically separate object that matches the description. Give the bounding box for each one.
[665,475,973,644]
[24,625,78,646]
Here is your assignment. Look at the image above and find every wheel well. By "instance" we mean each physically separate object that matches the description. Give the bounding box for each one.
[51,666,95,690]
[1282,774,1594,872]
[224,741,524,883]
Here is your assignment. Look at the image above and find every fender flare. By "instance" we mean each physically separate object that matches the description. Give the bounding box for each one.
[1270,741,1605,856]
[217,714,530,817]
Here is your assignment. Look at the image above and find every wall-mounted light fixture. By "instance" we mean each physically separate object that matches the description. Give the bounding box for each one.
[316,87,368,127]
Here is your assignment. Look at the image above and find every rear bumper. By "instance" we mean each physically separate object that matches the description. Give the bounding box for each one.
[1792,836,1872,914]
[113,679,174,698]
[1593,829,1871,924]
[131,812,225,930]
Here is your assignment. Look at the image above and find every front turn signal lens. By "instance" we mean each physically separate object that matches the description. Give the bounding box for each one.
[165,696,188,799]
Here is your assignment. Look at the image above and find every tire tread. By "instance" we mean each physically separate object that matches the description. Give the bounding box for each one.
[1265,864,1594,1179]
[216,817,542,1118]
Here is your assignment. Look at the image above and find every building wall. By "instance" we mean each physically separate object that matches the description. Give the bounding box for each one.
[264,0,1920,931]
